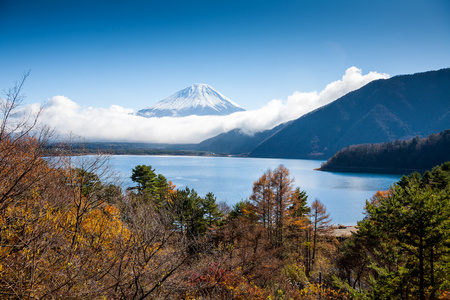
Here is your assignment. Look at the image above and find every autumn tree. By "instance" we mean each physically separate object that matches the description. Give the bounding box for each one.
[107,194,192,299]
[286,187,311,245]
[298,198,333,279]
[0,74,198,299]
[250,171,274,236]
[271,165,294,247]
[309,199,332,268]
[284,188,311,285]
[0,71,54,214]
[0,72,63,297]
[249,165,294,247]
[215,204,283,290]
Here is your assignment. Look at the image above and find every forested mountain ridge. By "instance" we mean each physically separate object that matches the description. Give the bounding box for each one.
[319,129,450,173]
[249,68,450,159]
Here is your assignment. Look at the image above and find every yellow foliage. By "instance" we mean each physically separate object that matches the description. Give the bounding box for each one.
[297,283,350,299]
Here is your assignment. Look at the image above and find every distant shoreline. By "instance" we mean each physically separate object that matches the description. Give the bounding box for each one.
[316,166,423,175]
[46,146,231,158]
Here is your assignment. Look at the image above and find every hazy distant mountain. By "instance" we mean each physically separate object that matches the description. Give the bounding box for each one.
[137,83,245,117]
[171,122,290,155]
[249,68,450,159]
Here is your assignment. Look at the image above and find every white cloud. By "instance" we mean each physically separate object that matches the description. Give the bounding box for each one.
[34,67,389,144]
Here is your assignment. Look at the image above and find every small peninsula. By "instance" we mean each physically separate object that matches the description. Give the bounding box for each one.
[319,129,450,174]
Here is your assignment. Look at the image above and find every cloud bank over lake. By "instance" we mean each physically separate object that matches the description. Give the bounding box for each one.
[34,67,389,144]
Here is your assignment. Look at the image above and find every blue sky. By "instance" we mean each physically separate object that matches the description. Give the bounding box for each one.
[1,0,449,112]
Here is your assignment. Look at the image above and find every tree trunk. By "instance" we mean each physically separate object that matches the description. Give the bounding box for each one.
[312,209,318,268]
[419,234,424,300]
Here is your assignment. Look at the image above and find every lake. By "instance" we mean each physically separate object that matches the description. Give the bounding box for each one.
[107,155,402,225]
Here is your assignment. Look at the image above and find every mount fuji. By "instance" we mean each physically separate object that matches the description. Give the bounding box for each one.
[137,84,245,117]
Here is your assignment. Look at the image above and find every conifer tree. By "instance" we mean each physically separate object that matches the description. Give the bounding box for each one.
[130,164,158,194]
[202,192,223,228]
[307,199,332,275]
[356,163,450,299]
[130,164,174,204]
[250,165,293,246]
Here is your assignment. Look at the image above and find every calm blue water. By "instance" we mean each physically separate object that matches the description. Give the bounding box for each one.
[107,155,402,225]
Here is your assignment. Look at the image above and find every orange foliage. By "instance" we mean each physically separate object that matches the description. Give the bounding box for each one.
[439,290,450,300]
[185,263,266,299]
[369,190,391,205]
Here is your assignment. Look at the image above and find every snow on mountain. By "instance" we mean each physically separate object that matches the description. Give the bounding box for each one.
[137,83,245,117]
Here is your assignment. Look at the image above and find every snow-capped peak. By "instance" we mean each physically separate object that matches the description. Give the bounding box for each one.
[137,84,245,117]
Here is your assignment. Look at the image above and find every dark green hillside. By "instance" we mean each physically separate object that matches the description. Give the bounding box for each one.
[319,129,450,173]
[250,68,450,159]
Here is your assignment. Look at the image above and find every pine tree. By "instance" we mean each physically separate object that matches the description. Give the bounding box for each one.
[130,164,157,194]
[201,192,223,228]
[356,163,450,299]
